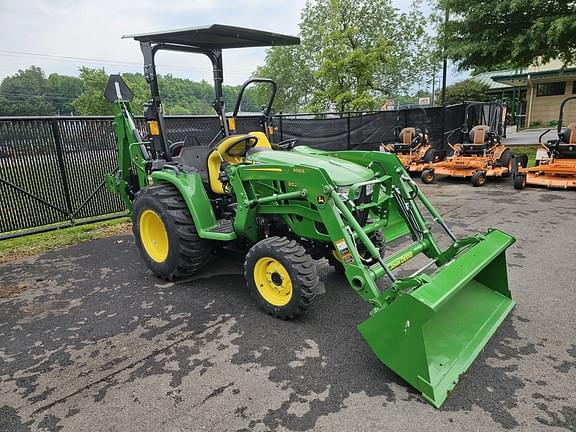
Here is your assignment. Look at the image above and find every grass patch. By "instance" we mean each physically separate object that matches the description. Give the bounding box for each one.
[510,145,540,167]
[0,217,131,263]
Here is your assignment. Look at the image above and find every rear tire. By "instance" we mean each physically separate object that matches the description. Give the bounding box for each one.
[517,153,529,168]
[422,148,438,163]
[514,173,526,190]
[497,149,513,176]
[132,184,212,280]
[471,171,487,187]
[421,169,435,184]
[245,236,320,319]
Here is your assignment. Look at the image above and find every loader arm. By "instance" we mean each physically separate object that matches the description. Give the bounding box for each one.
[230,148,516,407]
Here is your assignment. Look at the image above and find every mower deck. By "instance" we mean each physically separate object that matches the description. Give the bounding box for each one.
[520,159,576,189]
[514,97,576,190]
[433,156,510,178]
[395,150,434,173]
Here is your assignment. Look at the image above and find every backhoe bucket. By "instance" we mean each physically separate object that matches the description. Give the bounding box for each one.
[358,229,515,408]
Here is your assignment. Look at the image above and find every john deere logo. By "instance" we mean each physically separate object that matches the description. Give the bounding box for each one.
[317,195,326,204]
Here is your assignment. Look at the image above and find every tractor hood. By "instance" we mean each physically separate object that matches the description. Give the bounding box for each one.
[247,150,375,186]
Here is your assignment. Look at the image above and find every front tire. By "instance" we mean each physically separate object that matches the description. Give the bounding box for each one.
[421,169,435,184]
[132,184,212,280]
[514,173,526,190]
[471,171,487,187]
[245,237,320,319]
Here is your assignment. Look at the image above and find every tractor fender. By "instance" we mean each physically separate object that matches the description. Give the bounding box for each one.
[151,170,235,241]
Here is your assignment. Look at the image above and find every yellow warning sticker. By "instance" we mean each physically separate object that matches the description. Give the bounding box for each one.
[335,239,354,264]
[389,251,413,270]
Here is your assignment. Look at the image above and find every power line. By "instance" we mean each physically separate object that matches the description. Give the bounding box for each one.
[0,49,258,75]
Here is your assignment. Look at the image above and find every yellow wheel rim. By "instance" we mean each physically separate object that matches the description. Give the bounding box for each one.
[139,209,169,263]
[253,257,293,307]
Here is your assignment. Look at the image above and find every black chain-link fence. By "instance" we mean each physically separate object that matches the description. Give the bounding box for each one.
[0,103,501,238]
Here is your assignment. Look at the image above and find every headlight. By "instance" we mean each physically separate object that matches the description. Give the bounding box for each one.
[337,185,358,199]
[337,184,374,200]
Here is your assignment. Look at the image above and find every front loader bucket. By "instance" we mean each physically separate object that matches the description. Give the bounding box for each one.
[358,229,515,407]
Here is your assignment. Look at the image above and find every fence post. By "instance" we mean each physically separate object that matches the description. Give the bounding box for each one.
[50,119,74,222]
[347,112,351,150]
[279,111,283,141]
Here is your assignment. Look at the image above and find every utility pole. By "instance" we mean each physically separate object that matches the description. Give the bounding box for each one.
[441,6,450,149]
[431,63,436,106]
[441,7,449,107]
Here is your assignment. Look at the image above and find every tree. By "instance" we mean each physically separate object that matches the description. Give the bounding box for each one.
[71,67,261,116]
[441,0,576,70]
[72,67,113,115]
[254,46,315,112]
[255,0,432,113]
[0,66,55,115]
[441,79,490,105]
[0,67,83,115]
[46,74,84,115]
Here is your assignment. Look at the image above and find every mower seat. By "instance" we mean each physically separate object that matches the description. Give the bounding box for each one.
[393,127,422,152]
[461,125,492,155]
[556,123,576,158]
[207,131,272,194]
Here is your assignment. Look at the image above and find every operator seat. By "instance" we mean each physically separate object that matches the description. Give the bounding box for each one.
[462,125,493,155]
[394,127,423,152]
[207,131,272,194]
[557,123,576,158]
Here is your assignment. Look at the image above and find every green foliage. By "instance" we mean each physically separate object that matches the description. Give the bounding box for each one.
[254,46,314,112]
[72,67,112,115]
[72,69,260,116]
[442,79,490,105]
[0,65,261,116]
[528,120,543,128]
[256,0,435,113]
[47,73,84,114]
[510,145,539,168]
[441,0,576,70]
[0,217,130,263]
[0,66,84,115]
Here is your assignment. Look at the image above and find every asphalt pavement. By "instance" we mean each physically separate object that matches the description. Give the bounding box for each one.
[1,179,575,432]
[503,128,553,146]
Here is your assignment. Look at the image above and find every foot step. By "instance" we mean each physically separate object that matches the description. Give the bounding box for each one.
[207,219,234,234]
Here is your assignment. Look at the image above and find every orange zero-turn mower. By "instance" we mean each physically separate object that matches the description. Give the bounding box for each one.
[421,102,512,187]
[381,107,441,173]
[514,96,576,190]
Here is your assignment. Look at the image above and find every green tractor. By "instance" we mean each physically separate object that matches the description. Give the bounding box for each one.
[105,25,516,408]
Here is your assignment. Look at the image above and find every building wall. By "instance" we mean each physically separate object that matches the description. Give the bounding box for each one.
[528,80,576,126]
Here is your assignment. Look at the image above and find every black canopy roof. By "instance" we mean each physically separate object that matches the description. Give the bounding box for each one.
[123,24,300,49]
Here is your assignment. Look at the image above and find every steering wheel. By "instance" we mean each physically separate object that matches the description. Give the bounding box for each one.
[273,139,297,150]
[226,135,259,157]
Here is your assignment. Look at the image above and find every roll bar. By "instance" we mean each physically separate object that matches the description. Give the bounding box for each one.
[233,78,277,118]
[558,96,576,136]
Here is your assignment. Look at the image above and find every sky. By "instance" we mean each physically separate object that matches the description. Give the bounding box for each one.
[0,0,464,89]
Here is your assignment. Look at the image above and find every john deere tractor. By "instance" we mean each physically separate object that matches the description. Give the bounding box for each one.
[105,25,516,408]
